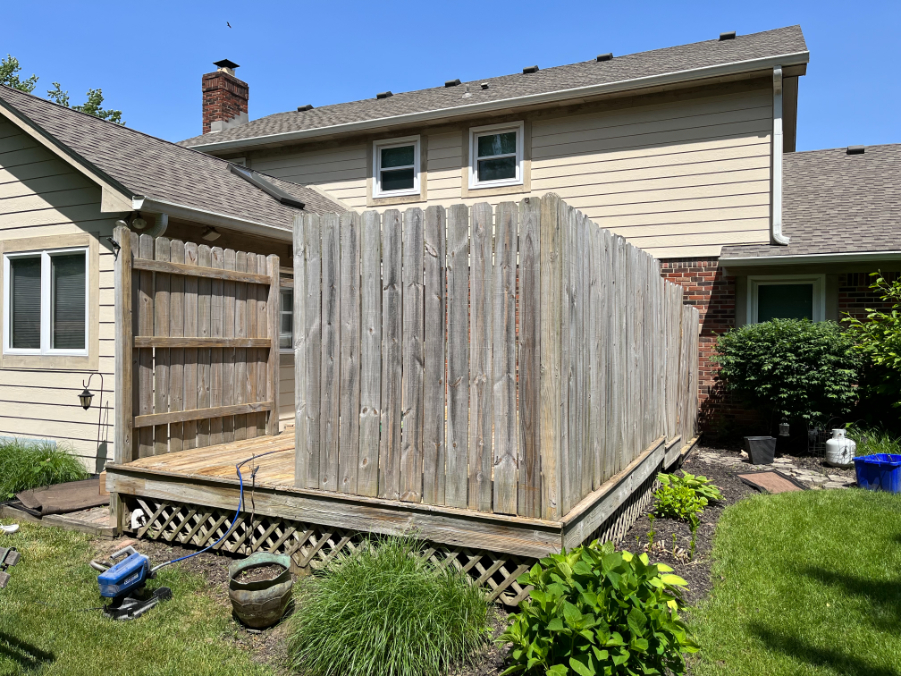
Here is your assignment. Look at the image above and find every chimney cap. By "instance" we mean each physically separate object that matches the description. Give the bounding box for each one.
[214,59,240,70]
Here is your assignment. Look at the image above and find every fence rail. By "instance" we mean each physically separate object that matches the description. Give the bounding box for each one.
[293,194,699,521]
[113,226,281,464]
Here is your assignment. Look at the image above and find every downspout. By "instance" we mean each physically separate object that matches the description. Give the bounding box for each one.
[771,66,790,245]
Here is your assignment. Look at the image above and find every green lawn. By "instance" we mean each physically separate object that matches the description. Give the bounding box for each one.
[0,520,275,676]
[690,488,901,676]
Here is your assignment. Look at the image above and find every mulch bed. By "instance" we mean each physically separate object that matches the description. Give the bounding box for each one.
[86,444,799,675]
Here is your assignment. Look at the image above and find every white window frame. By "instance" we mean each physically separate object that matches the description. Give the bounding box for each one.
[279,287,293,355]
[747,274,826,325]
[2,246,90,357]
[468,121,525,189]
[372,135,421,198]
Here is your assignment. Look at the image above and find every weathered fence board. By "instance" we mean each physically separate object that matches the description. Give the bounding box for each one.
[291,194,700,520]
[113,226,281,463]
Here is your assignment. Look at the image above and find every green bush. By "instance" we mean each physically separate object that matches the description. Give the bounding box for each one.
[500,541,697,676]
[845,423,901,457]
[654,472,721,559]
[843,272,901,409]
[715,319,863,426]
[287,535,490,676]
[658,471,723,504]
[0,438,89,499]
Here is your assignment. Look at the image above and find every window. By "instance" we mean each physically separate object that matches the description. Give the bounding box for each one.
[3,248,88,355]
[469,121,524,189]
[373,136,420,197]
[748,275,825,324]
[279,288,293,352]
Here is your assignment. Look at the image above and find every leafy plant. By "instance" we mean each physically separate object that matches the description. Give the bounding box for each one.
[843,272,901,408]
[0,439,89,499]
[845,423,901,457]
[655,472,722,560]
[658,471,723,503]
[646,513,656,551]
[500,541,697,675]
[715,319,863,427]
[287,535,489,676]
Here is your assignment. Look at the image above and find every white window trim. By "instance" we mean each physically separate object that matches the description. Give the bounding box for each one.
[2,246,89,357]
[747,274,825,325]
[468,121,525,190]
[279,288,293,355]
[372,135,421,198]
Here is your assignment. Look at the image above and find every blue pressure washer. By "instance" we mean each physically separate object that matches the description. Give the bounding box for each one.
[91,448,281,620]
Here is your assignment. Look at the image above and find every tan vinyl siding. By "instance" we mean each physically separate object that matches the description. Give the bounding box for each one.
[0,118,118,471]
[246,85,772,258]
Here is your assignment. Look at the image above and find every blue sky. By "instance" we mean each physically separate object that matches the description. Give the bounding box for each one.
[2,0,898,149]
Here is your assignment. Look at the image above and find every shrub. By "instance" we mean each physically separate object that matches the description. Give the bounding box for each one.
[0,439,89,499]
[843,272,901,409]
[287,535,489,676]
[714,319,863,427]
[500,541,697,676]
[845,423,901,457]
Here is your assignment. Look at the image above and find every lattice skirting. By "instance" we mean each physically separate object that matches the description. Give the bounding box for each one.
[124,478,657,608]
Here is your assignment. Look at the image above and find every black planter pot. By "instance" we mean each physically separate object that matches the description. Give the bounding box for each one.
[744,436,776,465]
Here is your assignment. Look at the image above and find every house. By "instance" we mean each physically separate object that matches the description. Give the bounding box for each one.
[182,25,898,431]
[0,84,345,471]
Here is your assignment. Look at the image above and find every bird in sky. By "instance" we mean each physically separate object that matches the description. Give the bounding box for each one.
[227,21,232,28]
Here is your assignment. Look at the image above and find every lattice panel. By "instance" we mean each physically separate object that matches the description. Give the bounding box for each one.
[586,470,659,545]
[127,497,536,606]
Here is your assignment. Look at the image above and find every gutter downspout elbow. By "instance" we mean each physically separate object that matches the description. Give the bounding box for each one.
[771,65,790,245]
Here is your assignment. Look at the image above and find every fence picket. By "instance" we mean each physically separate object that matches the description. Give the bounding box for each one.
[196,245,212,448]
[401,208,425,503]
[182,243,199,450]
[234,252,248,441]
[319,215,340,492]
[296,213,321,490]
[168,241,185,453]
[222,249,237,443]
[153,237,171,455]
[339,212,361,494]
[136,234,154,459]
[445,204,470,509]
[469,202,493,513]
[358,211,381,497]
[379,210,403,501]
[422,206,446,506]
[255,254,269,436]
[209,247,225,446]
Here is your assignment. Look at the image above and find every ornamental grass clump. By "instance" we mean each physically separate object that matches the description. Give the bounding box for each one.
[500,541,697,676]
[0,439,89,499]
[287,535,490,676]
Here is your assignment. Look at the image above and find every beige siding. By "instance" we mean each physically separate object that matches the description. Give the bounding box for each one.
[247,86,772,258]
[0,119,118,471]
[279,352,294,431]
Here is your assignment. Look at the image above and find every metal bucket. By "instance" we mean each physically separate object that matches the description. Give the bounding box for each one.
[228,552,294,629]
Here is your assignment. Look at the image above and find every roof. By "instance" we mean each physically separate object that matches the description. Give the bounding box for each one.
[721,144,901,259]
[0,85,346,232]
[180,25,808,151]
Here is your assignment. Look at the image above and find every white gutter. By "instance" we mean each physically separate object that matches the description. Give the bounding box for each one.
[190,51,810,153]
[132,197,293,242]
[771,66,790,245]
[721,251,901,269]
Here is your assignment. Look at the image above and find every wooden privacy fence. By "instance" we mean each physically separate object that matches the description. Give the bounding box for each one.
[113,226,280,464]
[293,194,700,521]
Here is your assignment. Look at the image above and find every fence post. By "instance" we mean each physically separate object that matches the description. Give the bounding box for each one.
[112,225,133,531]
[267,254,281,436]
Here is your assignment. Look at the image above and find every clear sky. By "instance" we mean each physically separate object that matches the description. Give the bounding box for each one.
[2,0,898,150]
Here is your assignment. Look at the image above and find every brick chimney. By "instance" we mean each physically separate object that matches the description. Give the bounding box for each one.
[202,59,249,134]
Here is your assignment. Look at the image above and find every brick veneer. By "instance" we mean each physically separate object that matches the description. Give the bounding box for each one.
[838,271,900,320]
[202,70,249,134]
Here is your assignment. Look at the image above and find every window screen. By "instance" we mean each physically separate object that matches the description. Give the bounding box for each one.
[50,252,86,350]
[280,289,293,350]
[476,131,517,182]
[757,283,813,322]
[10,256,41,349]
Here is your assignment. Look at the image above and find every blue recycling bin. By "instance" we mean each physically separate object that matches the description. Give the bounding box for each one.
[853,454,901,493]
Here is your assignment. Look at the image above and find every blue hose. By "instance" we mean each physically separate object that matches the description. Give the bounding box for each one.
[150,450,282,573]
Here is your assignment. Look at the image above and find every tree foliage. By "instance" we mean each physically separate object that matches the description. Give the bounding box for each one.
[843,272,901,408]
[2,55,123,124]
[714,319,863,425]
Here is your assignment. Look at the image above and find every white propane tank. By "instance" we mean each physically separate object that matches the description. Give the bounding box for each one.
[825,429,856,468]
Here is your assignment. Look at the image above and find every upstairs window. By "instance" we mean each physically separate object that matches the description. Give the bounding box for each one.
[373,136,420,197]
[3,248,88,355]
[469,122,524,189]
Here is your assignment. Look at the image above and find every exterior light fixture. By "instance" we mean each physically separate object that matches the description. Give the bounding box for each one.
[79,387,94,410]
[779,419,790,437]
[78,373,106,454]
[201,226,221,242]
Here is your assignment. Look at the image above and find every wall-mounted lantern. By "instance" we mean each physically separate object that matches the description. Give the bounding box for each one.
[78,374,105,450]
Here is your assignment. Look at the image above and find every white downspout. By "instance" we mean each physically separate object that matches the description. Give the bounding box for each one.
[771,66,790,245]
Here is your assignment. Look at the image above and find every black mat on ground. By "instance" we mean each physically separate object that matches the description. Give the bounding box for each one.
[15,478,107,516]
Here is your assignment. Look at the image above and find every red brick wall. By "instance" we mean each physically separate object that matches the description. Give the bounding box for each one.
[659,257,757,435]
[838,271,900,320]
[202,71,249,134]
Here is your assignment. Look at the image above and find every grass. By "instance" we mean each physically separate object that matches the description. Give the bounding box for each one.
[0,520,275,676]
[689,489,901,676]
[845,424,901,456]
[0,439,89,500]
[287,536,490,676]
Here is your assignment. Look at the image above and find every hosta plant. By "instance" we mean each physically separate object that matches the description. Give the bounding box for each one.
[657,471,723,505]
[499,541,697,675]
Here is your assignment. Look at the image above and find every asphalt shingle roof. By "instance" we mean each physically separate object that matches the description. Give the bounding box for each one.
[180,25,808,149]
[0,85,346,229]
[721,144,901,258]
